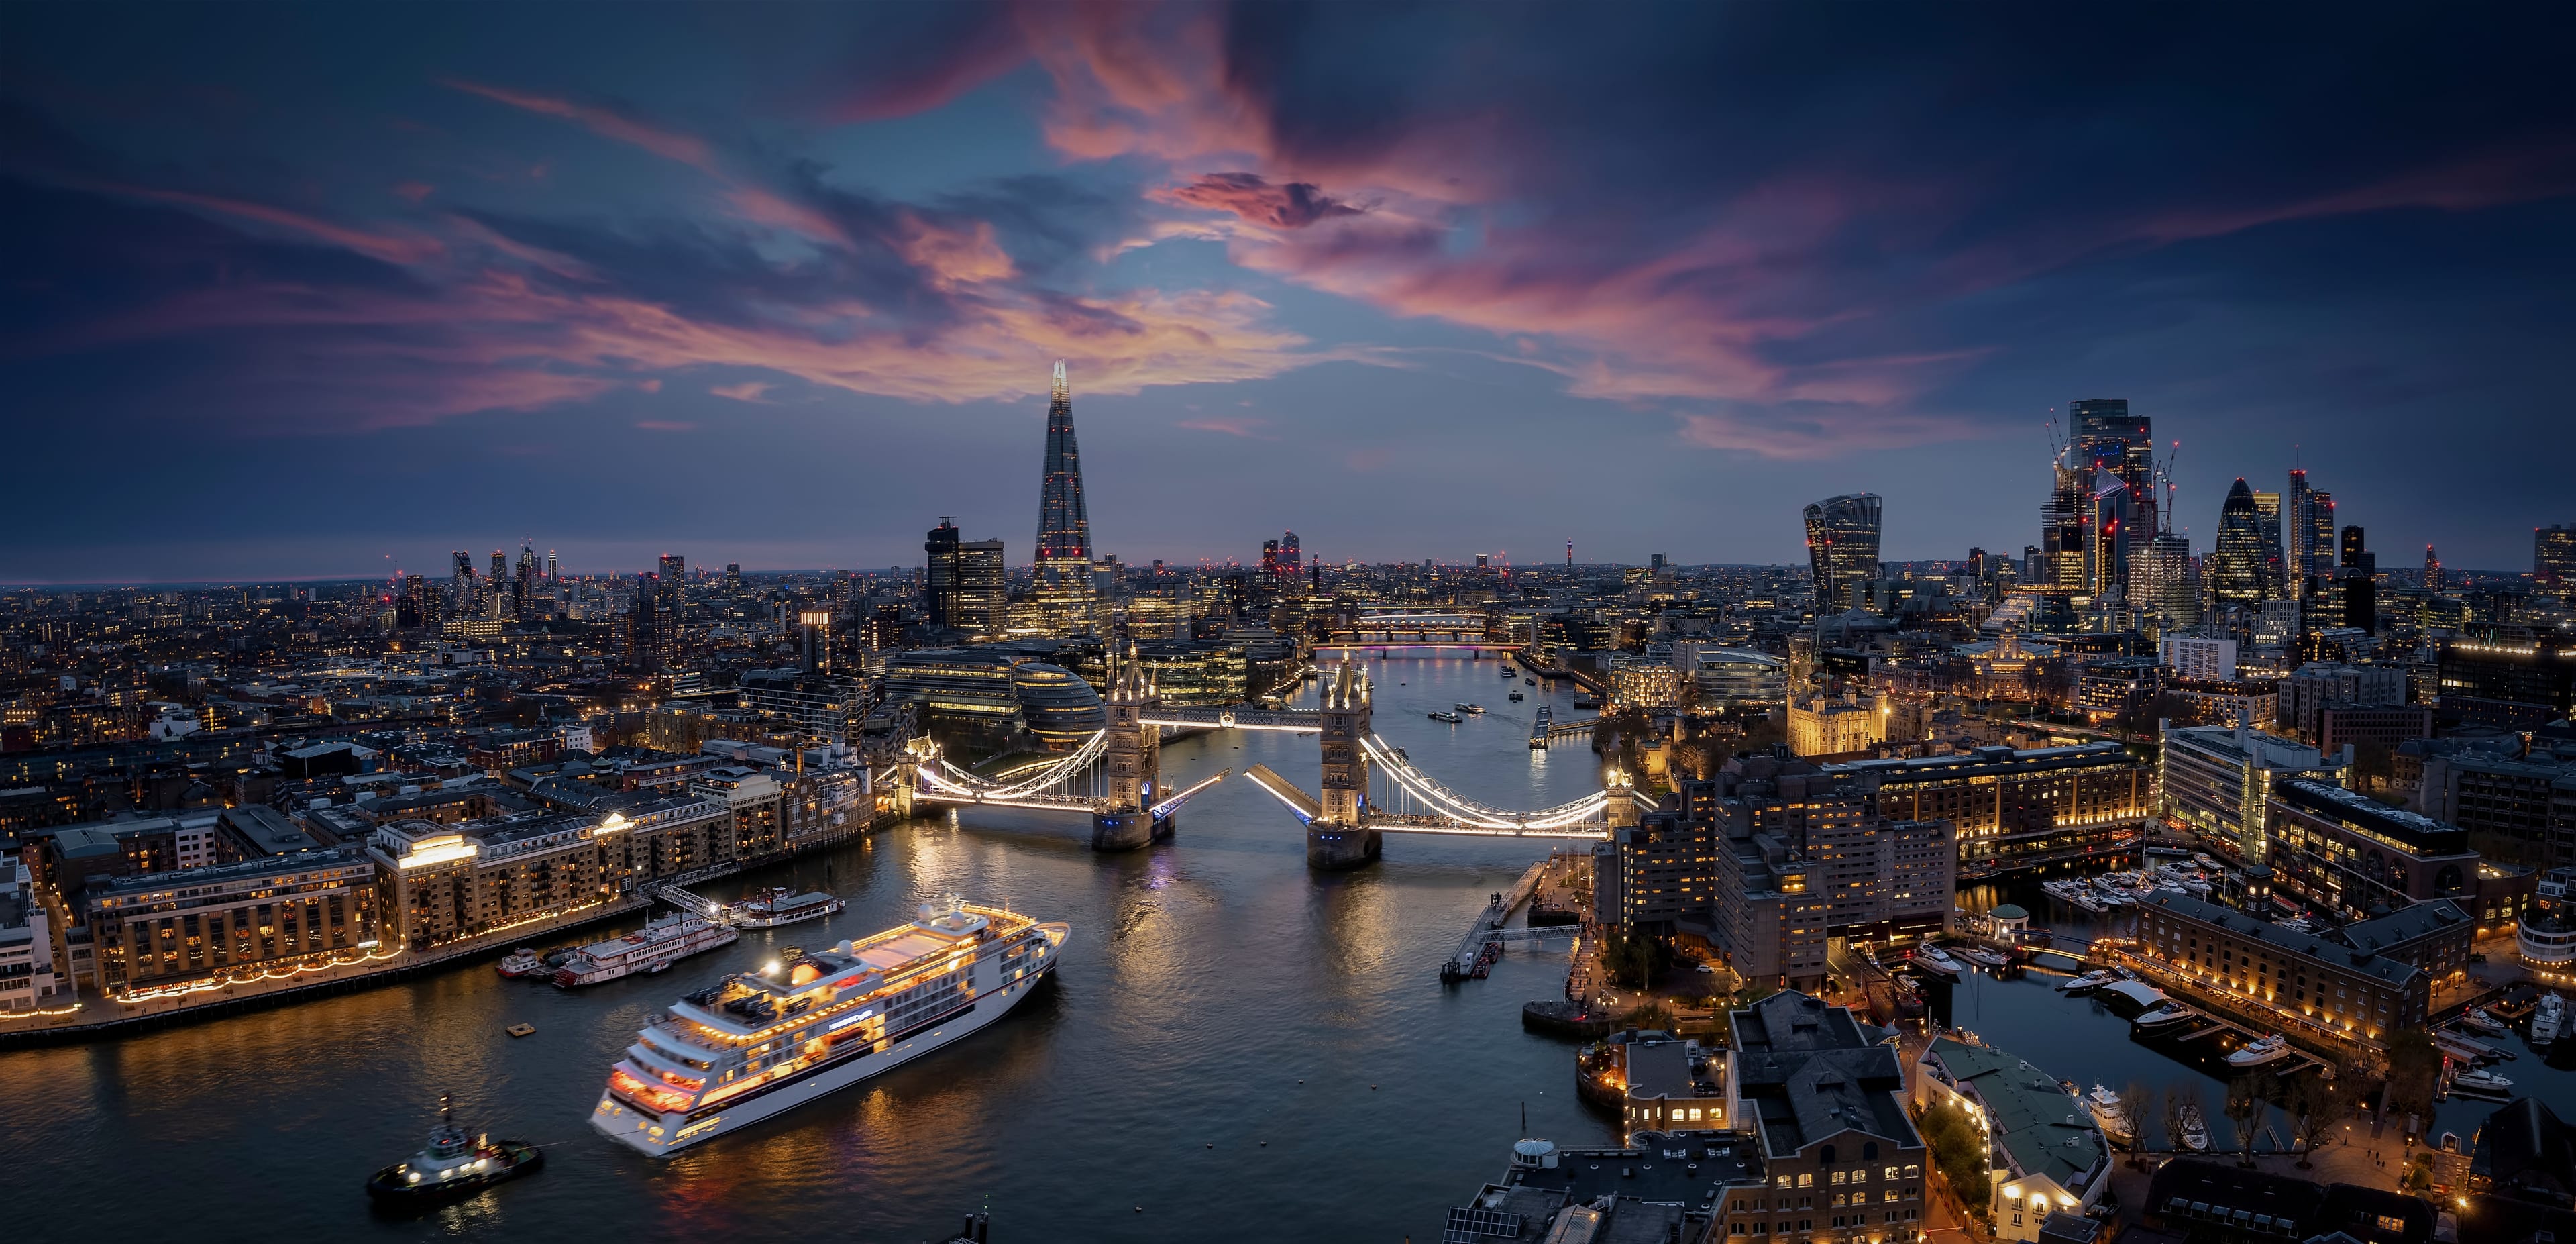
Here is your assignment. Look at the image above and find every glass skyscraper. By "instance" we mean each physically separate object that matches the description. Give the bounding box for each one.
[2208,478,2270,608]
[1803,493,1882,614]
[1035,360,1091,580]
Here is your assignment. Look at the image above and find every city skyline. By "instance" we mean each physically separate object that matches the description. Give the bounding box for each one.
[3,5,2573,581]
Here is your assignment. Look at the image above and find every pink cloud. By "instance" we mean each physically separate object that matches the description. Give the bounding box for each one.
[78,179,443,266]
[392,181,433,203]
[1154,173,1361,229]
[1176,415,1273,439]
[443,79,717,172]
[709,381,771,402]
[635,419,697,432]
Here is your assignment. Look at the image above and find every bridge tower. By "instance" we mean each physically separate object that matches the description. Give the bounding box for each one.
[1093,642,1167,851]
[1308,662,1382,869]
[1604,766,1640,833]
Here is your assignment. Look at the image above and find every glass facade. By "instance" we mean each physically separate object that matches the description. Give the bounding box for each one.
[1802,493,1882,615]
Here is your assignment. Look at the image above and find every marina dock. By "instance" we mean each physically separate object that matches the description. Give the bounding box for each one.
[1442,858,1554,982]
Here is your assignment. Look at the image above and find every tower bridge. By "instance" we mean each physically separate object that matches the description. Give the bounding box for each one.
[902,652,1640,869]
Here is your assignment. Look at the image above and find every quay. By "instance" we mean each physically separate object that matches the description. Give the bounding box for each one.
[0,807,897,1048]
[1443,858,1552,981]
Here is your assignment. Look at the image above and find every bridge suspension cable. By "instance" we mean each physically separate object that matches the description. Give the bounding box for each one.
[1359,734,1610,831]
[916,729,1109,800]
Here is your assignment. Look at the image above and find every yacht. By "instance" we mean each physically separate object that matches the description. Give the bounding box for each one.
[554,913,739,988]
[2460,1008,2509,1037]
[366,1095,542,1206]
[1911,947,1964,978]
[2135,1002,2200,1029]
[2534,994,2567,1046]
[2084,1085,2135,1144]
[2453,1069,2516,1096]
[2181,875,2215,896]
[1429,711,1464,724]
[2059,969,2118,992]
[722,888,844,929]
[590,896,1068,1157]
[1954,946,2012,968]
[2225,1033,2293,1069]
[2177,1104,2211,1151]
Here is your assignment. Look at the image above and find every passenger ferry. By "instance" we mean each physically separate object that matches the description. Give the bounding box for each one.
[590,896,1068,1157]
[554,913,739,988]
[1428,710,1463,723]
[722,888,845,929]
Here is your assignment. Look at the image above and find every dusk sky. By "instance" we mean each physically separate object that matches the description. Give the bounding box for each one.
[4,3,2570,584]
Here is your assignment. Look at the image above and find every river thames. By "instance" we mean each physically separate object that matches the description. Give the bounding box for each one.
[0,656,1625,1241]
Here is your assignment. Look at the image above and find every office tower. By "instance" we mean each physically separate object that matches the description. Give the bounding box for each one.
[1260,539,1283,583]
[1966,548,1986,581]
[2021,545,2042,583]
[2208,478,2270,608]
[797,610,832,675]
[1279,530,1300,584]
[1566,540,1574,568]
[2424,546,2444,594]
[2041,456,2088,591]
[1474,553,1491,570]
[514,543,535,619]
[1802,493,1882,615]
[2134,532,2198,631]
[2339,525,2376,633]
[2252,490,2286,597]
[725,562,743,592]
[1649,552,1667,573]
[924,517,1005,637]
[2068,399,2155,597]
[452,550,474,582]
[2540,525,2576,585]
[545,549,557,579]
[2286,469,2316,582]
[1034,360,1091,583]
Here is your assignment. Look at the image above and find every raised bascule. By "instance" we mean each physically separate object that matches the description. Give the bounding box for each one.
[904,651,1644,869]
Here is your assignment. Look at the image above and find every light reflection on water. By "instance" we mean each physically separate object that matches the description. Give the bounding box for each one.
[0,656,1625,1242]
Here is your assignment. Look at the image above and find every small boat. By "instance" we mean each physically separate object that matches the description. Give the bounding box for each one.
[2059,969,2118,992]
[722,887,844,929]
[1911,947,1964,978]
[1454,703,1487,714]
[1955,946,2012,968]
[1508,691,1524,701]
[1428,711,1463,723]
[2453,1069,2516,1096]
[2192,853,2222,872]
[2178,1104,2211,1151]
[1525,678,1536,685]
[2226,1033,2292,1068]
[505,1023,537,1039]
[2085,1084,2136,1144]
[2182,876,2214,896]
[366,1094,543,1208]
[2135,1002,2200,1029]
[2536,994,2567,1047]
[496,948,543,978]
[2461,1008,2509,1037]
[1502,667,1517,676]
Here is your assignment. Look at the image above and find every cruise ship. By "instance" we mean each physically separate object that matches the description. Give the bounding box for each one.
[589,896,1068,1157]
[553,913,738,988]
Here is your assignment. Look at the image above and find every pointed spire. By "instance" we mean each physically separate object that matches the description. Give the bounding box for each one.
[1051,358,1069,402]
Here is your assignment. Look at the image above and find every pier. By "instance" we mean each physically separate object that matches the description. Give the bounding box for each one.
[1441,858,1557,982]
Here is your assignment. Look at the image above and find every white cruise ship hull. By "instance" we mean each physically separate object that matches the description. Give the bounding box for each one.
[590,928,1063,1157]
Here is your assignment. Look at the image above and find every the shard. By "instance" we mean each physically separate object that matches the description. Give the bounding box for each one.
[1035,360,1091,577]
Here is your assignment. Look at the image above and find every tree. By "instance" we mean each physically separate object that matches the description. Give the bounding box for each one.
[2123,1080,2161,1164]
[2384,1031,2443,1123]
[1917,1097,1993,1226]
[2224,1074,2275,1164]
[2351,740,2395,794]
[2285,1072,2343,1166]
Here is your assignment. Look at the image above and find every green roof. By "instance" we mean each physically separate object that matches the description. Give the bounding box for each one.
[1925,1037,2105,1190]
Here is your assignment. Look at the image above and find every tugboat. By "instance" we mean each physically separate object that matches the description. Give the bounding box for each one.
[495,947,544,978]
[366,1094,543,1208]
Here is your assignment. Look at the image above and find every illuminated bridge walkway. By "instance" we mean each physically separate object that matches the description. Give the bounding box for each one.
[903,656,1643,868]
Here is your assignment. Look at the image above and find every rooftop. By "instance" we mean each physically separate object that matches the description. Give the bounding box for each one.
[2140,890,2423,986]
[2274,779,2470,856]
[1921,1037,2105,1191]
